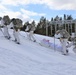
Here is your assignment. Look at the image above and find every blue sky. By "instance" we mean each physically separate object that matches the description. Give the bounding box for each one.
[0,0,76,23]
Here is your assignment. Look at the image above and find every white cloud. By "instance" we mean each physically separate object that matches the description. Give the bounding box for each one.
[0,0,76,24]
[0,4,7,10]
[20,9,45,23]
[0,8,45,23]
[43,0,76,10]
[1,0,76,10]
[0,10,32,23]
[21,9,45,16]
[0,1,45,23]
[0,0,44,6]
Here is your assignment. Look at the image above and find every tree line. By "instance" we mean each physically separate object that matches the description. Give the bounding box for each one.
[0,14,75,37]
[21,14,75,37]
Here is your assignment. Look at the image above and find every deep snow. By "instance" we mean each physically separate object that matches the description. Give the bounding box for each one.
[0,29,76,75]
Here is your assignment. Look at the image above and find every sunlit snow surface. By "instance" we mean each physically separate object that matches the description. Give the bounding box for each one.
[0,29,76,75]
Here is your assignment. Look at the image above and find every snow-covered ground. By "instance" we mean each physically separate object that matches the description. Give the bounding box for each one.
[0,29,76,75]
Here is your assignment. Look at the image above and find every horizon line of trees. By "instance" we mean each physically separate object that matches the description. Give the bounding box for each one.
[1,14,75,37]
[22,14,75,37]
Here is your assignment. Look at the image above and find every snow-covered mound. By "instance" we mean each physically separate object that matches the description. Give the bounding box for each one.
[0,29,76,75]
